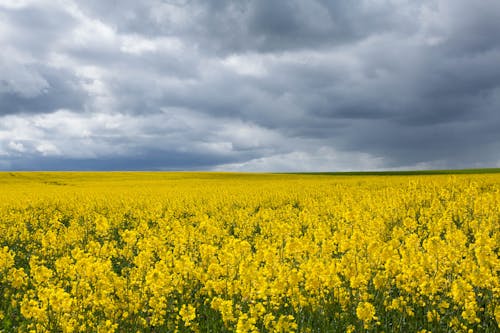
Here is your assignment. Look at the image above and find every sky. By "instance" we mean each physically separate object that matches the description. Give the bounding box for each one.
[1,0,500,171]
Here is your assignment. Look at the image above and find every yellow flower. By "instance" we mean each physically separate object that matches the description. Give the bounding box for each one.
[1,172,500,331]
[356,301,376,326]
[179,304,196,327]
[494,306,500,328]
[0,246,14,271]
[274,315,298,333]
[236,313,258,333]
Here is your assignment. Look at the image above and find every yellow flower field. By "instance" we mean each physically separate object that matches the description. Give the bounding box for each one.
[0,172,499,332]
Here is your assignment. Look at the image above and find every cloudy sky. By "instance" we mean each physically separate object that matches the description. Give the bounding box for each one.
[1,0,500,171]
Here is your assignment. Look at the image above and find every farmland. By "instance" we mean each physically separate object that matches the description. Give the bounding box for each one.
[0,172,499,332]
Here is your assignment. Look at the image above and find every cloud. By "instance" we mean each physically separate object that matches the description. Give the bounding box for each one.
[0,0,500,171]
[215,147,385,172]
[0,108,292,169]
[7,141,26,153]
[75,0,422,54]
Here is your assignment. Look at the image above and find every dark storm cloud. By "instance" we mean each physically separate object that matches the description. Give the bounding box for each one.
[0,66,86,115]
[77,0,418,53]
[1,0,500,171]
[6,149,236,171]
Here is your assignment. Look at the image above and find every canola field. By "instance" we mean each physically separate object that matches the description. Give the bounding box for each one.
[0,172,499,332]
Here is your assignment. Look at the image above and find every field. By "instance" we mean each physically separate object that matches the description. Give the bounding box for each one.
[0,172,499,332]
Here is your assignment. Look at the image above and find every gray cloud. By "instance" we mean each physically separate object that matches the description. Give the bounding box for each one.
[0,66,86,115]
[76,0,421,54]
[1,0,500,171]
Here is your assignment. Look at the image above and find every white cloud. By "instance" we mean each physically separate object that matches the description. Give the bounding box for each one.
[36,141,61,156]
[0,108,288,162]
[7,141,26,152]
[222,54,267,77]
[120,34,158,54]
[120,35,184,55]
[215,121,283,151]
[66,10,116,49]
[0,0,38,9]
[215,147,384,172]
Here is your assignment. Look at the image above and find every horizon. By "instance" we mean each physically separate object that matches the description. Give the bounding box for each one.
[3,167,500,175]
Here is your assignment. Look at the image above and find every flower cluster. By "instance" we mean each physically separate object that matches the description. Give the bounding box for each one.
[0,172,498,332]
